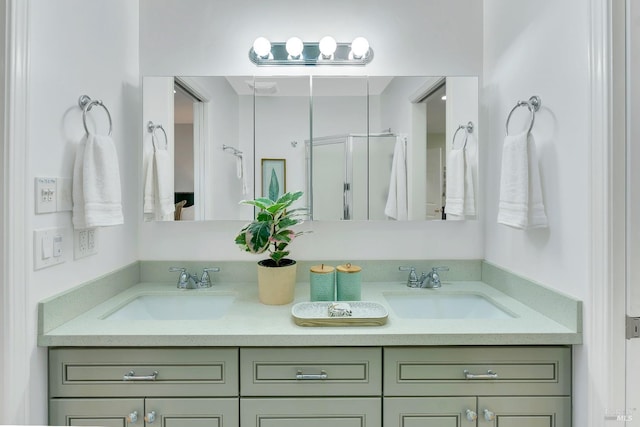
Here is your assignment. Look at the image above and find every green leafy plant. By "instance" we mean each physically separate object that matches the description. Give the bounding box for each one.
[235,191,307,266]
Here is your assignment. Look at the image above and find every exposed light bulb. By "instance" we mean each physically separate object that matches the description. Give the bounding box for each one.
[350,37,370,58]
[319,36,337,57]
[441,95,447,100]
[285,37,304,58]
[252,37,271,58]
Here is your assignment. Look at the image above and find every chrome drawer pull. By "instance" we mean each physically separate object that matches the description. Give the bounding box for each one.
[123,370,159,381]
[463,369,498,380]
[484,409,496,421]
[296,370,328,380]
[465,409,478,422]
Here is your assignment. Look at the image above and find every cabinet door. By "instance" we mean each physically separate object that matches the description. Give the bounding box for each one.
[478,397,571,427]
[384,397,478,427]
[241,397,380,427]
[50,398,143,426]
[146,398,239,427]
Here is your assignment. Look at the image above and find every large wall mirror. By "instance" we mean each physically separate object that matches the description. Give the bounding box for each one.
[142,75,478,222]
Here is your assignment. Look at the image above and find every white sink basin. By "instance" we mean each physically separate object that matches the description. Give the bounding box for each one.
[383,292,515,319]
[103,293,235,320]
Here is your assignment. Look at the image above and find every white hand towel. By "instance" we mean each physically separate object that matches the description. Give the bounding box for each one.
[384,137,408,220]
[497,131,548,229]
[463,147,476,217]
[143,150,174,220]
[445,148,465,218]
[143,153,156,215]
[72,136,88,229]
[154,150,175,219]
[81,134,124,227]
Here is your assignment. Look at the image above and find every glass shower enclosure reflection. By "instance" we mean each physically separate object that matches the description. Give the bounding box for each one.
[309,133,401,220]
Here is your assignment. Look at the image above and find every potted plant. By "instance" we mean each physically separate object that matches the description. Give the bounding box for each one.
[235,191,307,305]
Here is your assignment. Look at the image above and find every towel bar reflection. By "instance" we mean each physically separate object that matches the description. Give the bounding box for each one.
[78,95,112,136]
[505,95,541,135]
[452,121,474,150]
[147,121,168,151]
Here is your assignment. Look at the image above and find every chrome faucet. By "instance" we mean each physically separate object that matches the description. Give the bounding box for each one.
[418,266,449,289]
[399,266,419,287]
[169,267,220,289]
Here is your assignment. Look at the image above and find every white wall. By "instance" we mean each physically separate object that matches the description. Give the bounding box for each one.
[0,0,6,418]
[24,0,140,423]
[139,0,484,261]
[175,124,194,192]
[482,1,590,426]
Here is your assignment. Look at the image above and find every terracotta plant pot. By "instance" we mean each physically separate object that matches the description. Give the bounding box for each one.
[256,259,297,305]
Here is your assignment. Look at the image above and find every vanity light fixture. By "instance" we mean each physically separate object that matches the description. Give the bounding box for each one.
[249,36,373,66]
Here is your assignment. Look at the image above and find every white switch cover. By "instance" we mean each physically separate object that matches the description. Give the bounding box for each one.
[34,227,68,270]
[35,177,57,214]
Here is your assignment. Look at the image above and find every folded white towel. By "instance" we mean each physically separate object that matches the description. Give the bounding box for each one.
[445,148,465,218]
[72,136,88,229]
[384,137,408,220]
[497,131,547,229]
[143,150,175,220]
[463,148,476,217]
[445,146,477,220]
[73,134,124,228]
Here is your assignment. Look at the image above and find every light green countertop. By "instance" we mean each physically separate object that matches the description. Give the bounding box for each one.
[38,278,581,347]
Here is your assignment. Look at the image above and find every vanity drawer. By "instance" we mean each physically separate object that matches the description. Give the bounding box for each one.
[384,346,571,396]
[240,347,382,396]
[49,347,238,397]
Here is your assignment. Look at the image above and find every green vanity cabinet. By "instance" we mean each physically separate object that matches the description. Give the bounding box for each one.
[50,397,238,427]
[48,346,571,427]
[383,346,572,427]
[48,348,239,426]
[239,347,383,427]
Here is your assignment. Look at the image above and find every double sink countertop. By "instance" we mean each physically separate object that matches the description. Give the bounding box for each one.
[38,262,582,347]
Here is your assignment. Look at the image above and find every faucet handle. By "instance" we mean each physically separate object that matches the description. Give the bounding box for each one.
[169,267,189,288]
[399,266,419,287]
[431,266,450,273]
[200,267,221,287]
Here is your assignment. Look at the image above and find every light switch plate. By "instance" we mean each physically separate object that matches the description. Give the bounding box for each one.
[35,177,57,214]
[34,227,68,270]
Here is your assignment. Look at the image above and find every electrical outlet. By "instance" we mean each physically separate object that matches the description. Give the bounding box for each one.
[74,228,98,259]
[87,228,97,252]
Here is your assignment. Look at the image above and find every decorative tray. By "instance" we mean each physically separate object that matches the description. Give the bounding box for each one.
[291,301,388,327]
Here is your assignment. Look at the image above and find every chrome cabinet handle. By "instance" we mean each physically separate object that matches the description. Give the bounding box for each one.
[484,409,496,421]
[127,411,138,423]
[123,370,158,381]
[144,411,156,423]
[465,409,478,422]
[296,370,328,380]
[463,369,498,380]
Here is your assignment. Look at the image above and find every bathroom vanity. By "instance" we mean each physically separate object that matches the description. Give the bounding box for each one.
[39,261,580,426]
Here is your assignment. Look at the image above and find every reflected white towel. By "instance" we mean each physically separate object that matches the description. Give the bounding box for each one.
[445,148,476,220]
[143,150,174,220]
[445,148,465,218]
[497,131,547,229]
[384,137,408,220]
[72,134,124,228]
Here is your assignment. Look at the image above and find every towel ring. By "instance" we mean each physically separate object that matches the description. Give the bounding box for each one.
[452,121,474,150]
[147,121,168,151]
[505,95,541,136]
[78,95,113,136]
